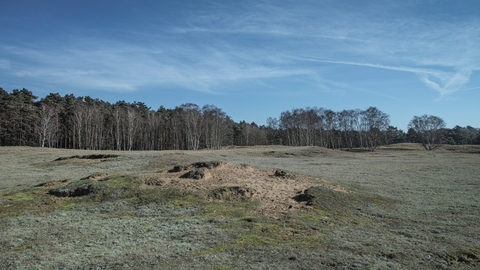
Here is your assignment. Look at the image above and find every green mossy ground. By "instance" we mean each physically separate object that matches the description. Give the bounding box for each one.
[2,171,477,268]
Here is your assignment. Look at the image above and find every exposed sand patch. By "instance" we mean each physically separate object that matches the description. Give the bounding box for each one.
[138,161,341,216]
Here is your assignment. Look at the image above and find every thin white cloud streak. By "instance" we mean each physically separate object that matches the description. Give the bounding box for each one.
[160,0,480,101]
[294,58,473,97]
[176,1,480,75]
[2,0,479,99]
[4,40,321,94]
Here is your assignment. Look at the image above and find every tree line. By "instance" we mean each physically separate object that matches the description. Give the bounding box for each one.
[268,107,392,151]
[0,88,265,150]
[1,88,479,150]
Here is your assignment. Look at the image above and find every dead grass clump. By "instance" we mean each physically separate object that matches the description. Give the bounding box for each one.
[209,186,255,201]
[171,161,225,172]
[49,181,99,197]
[145,153,210,171]
[292,185,393,214]
[263,151,276,156]
[47,175,139,201]
[293,186,350,208]
[181,168,212,180]
[445,248,480,265]
[139,175,164,186]
[36,179,72,187]
[274,170,296,179]
[80,173,110,181]
[54,154,118,161]
[170,161,225,180]
[38,154,120,167]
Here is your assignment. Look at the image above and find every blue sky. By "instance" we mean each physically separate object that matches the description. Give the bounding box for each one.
[1,0,479,130]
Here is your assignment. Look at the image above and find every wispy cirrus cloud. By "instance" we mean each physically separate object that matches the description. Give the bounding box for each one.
[164,0,480,98]
[1,0,479,100]
[417,69,472,97]
[4,37,321,94]
[293,58,473,97]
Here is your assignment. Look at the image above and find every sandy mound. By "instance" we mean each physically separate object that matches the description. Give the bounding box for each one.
[138,161,341,216]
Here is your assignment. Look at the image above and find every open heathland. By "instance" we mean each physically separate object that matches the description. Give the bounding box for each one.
[0,144,479,269]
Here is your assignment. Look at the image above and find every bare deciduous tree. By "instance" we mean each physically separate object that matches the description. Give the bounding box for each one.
[126,106,139,151]
[36,103,57,147]
[338,109,358,151]
[112,107,125,151]
[203,105,228,149]
[408,114,446,150]
[266,117,280,145]
[181,103,203,150]
[324,109,337,149]
[73,103,86,149]
[363,107,389,151]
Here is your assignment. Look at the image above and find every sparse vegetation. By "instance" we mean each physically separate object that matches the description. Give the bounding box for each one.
[0,144,479,269]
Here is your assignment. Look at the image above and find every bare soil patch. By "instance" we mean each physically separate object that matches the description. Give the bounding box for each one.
[138,161,340,216]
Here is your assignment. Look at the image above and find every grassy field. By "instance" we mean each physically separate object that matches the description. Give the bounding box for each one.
[0,144,479,269]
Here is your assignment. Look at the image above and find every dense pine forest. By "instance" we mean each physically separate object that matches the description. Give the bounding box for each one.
[1,88,479,150]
